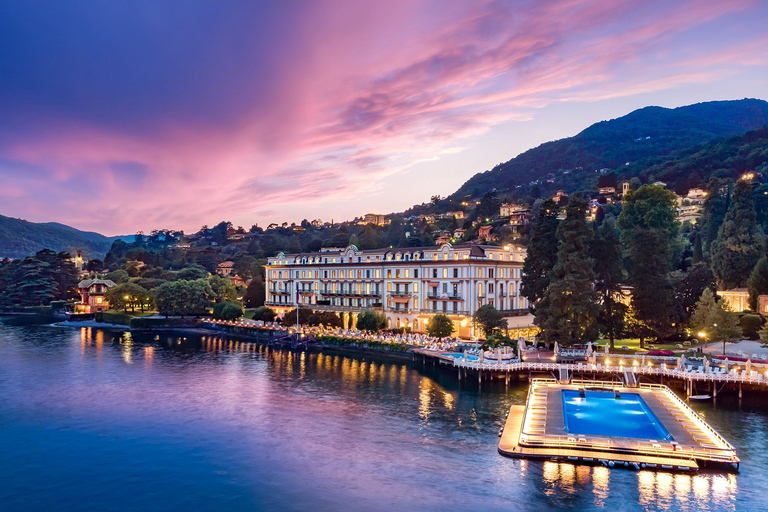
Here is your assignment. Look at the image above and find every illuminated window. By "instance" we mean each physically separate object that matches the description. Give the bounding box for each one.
[414,283,418,292]
[442,268,448,278]
[404,269,409,278]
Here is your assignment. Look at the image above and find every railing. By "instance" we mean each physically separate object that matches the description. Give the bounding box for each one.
[451,359,768,387]
[420,308,470,315]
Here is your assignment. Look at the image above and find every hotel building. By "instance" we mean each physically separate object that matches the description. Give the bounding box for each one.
[264,243,534,338]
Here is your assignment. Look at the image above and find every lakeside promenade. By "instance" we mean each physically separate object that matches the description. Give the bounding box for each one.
[197,318,768,398]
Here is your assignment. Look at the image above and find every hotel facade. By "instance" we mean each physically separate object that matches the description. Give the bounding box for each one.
[264,243,535,338]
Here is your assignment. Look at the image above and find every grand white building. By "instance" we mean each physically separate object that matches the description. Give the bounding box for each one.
[264,243,534,338]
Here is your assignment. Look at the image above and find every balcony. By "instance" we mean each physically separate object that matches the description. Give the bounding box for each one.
[427,293,463,300]
[264,300,288,307]
[498,308,529,316]
[269,290,290,295]
[419,308,470,316]
[389,290,412,298]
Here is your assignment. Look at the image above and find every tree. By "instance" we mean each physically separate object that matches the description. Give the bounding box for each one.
[427,314,455,338]
[176,264,209,281]
[617,185,680,342]
[671,262,717,326]
[711,180,765,289]
[252,306,276,322]
[739,314,762,340]
[208,275,237,303]
[592,217,626,348]
[521,199,559,313]
[701,178,732,251]
[692,232,704,264]
[473,304,505,337]
[153,279,213,317]
[283,307,313,326]
[243,277,266,308]
[105,282,151,312]
[106,269,130,284]
[355,310,387,332]
[747,255,768,310]
[537,193,600,345]
[212,301,243,320]
[689,288,742,351]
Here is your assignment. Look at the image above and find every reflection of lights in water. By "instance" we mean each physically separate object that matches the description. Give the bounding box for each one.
[592,466,610,504]
[418,379,432,421]
[692,474,709,500]
[144,346,154,369]
[442,391,454,410]
[121,333,133,364]
[656,472,673,500]
[674,474,691,497]
[299,351,306,379]
[711,474,736,498]
[637,471,655,508]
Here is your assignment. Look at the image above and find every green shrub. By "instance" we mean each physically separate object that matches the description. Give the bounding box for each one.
[317,335,409,352]
[212,301,244,320]
[95,311,132,325]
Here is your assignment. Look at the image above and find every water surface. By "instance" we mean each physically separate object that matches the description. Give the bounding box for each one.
[0,323,764,511]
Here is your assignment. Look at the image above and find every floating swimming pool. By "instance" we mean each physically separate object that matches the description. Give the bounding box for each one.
[562,389,673,440]
[442,352,479,361]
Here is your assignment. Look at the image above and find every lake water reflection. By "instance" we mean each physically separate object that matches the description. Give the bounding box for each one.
[0,323,764,511]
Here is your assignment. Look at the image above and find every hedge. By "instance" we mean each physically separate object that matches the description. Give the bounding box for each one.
[317,335,410,352]
[95,311,133,325]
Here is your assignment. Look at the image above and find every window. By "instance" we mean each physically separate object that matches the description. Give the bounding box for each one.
[442,283,447,293]
[489,269,494,278]
[414,269,419,278]
[396,269,400,278]
[433,269,438,278]
[404,269,409,278]
[414,283,418,292]
[442,268,448,278]
[366,270,371,278]
[387,269,392,278]
[489,284,494,293]
[453,268,458,278]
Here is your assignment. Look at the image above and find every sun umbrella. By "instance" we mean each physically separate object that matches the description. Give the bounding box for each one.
[604,343,609,355]
[724,358,729,372]
[677,356,683,370]
[746,359,752,373]
[586,342,593,356]
[704,359,710,372]
[554,342,559,355]
[641,355,646,367]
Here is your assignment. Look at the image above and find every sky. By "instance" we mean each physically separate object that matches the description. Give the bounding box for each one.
[0,0,766,235]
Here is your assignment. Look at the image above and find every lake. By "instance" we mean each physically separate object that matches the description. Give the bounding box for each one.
[0,322,765,511]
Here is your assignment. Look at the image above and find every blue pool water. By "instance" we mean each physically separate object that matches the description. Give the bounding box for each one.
[442,352,479,361]
[562,390,673,440]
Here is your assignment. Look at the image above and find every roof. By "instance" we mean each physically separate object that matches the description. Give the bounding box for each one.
[217,261,235,267]
[78,278,117,289]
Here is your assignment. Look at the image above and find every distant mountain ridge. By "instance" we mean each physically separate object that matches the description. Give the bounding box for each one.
[452,98,768,199]
[0,214,130,259]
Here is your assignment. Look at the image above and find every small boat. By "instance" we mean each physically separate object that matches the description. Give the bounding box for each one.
[688,394,712,401]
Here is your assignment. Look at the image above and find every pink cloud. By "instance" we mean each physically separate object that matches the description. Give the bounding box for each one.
[1,0,766,234]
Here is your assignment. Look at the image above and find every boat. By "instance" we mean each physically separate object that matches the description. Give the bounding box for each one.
[688,394,712,401]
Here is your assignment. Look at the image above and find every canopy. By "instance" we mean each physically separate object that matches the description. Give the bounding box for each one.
[604,343,609,355]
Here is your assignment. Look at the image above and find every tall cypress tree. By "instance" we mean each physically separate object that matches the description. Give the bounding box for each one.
[617,184,680,343]
[701,178,732,252]
[592,217,626,348]
[747,255,768,311]
[692,232,704,264]
[521,199,559,314]
[538,193,599,344]
[711,179,765,289]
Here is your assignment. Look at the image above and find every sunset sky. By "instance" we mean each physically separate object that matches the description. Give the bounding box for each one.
[1,0,766,235]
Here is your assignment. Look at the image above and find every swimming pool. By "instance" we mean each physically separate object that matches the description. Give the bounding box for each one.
[561,390,673,440]
[442,352,479,361]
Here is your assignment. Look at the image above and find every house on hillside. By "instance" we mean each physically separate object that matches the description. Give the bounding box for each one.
[717,288,749,312]
[217,261,235,277]
[76,278,116,313]
[509,208,531,231]
[478,225,494,242]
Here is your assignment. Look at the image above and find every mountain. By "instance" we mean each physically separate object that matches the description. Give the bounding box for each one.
[0,215,129,259]
[452,98,768,200]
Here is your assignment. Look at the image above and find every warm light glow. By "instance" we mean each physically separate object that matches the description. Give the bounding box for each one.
[698,331,706,338]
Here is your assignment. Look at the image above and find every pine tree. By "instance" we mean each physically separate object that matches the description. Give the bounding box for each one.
[701,178,732,252]
[520,199,559,314]
[617,184,680,342]
[690,288,742,347]
[747,255,768,311]
[592,217,626,348]
[711,179,765,289]
[692,232,704,264]
[538,193,599,344]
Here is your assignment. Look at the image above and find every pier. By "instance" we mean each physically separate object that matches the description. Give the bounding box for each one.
[497,378,740,472]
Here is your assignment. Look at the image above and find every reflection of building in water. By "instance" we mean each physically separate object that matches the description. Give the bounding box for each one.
[637,470,737,508]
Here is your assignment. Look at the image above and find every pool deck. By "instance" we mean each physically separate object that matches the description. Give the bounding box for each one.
[498,379,740,472]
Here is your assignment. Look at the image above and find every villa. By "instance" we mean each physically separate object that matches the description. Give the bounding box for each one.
[75,278,116,313]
